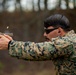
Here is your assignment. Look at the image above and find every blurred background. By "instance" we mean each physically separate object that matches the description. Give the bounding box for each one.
[0,0,76,75]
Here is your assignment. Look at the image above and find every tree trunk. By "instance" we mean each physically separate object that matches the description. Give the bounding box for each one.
[44,0,47,10]
[15,0,22,12]
[32,0,34,11]
[38,0,40,11]
[73,0,76,9]
[59,0,61,8]
[2,0,6,11]
[65,0,69,9]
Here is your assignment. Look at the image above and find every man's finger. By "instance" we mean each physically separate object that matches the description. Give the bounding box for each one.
[4,34,13,40]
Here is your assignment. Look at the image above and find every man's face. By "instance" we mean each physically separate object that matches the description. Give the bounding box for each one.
[43,26,60,41]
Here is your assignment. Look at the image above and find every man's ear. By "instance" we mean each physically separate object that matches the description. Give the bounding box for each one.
[57,27,66,36]
[58,27,61,33]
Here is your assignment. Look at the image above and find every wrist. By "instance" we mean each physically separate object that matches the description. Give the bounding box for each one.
[8,40,14,50]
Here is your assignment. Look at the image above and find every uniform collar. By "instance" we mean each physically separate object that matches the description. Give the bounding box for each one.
[51,30,75,42]
[65,30,75,37]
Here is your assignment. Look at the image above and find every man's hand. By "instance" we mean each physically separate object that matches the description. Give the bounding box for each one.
[0,34,13,50]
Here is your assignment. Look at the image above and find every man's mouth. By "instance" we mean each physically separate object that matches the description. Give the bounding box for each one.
[45,38,50,41]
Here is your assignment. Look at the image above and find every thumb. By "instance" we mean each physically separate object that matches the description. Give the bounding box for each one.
[4,34,13,40]
[0,35,4,38]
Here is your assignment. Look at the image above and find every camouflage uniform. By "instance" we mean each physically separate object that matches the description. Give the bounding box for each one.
[8,30,76,75]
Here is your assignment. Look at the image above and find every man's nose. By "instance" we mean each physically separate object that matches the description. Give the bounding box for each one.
[43,32,47,37]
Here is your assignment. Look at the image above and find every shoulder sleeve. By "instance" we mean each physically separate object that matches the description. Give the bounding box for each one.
[8,38,74,60]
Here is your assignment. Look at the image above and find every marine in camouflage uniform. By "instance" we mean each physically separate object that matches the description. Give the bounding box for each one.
[8,30,76,75]
[0,14,75,75]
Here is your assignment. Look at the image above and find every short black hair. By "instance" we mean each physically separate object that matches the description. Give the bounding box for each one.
[44,14,70,31]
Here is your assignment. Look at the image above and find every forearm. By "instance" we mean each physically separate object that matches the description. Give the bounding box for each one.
[8,40,56,60]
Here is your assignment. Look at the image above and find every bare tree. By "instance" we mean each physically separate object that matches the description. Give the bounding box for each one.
[73,0,76,9]
[2,0,6,11]
[65,0,69,9]
[55,0,61,9]
[0,0,2,11]
[15,0,22,12]
[44,0,48,10]
[38,0,40,11]
[32,0,34,11]
[59,0,61,8]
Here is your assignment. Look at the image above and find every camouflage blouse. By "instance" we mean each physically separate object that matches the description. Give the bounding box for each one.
[8,30,76,75]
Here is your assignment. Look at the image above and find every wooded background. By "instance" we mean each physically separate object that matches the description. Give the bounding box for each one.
[0,0,76,75]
